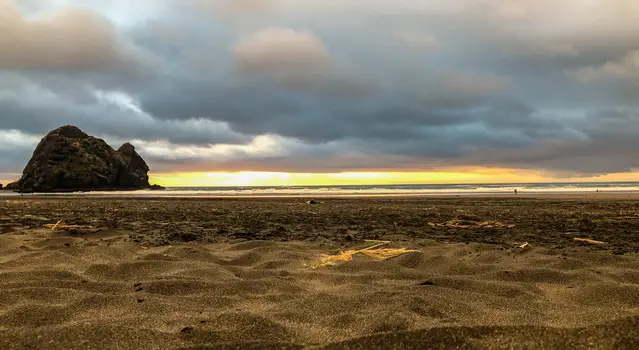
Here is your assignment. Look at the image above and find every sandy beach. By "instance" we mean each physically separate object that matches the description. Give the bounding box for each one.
[0,196,637,349]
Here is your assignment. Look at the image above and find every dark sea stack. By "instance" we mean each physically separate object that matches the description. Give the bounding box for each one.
[0,183,3,190]
[5,182,19,191]
[13,125,155,192]
[116,143,150,189]
[149,184,166,191]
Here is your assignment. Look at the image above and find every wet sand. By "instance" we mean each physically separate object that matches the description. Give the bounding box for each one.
[0,196,637,349]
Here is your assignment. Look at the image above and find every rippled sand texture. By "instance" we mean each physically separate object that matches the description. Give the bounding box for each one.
[0,225,637,349]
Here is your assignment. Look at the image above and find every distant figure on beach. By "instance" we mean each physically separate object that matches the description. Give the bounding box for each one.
[596,189,599,193]
[514,189,518,194]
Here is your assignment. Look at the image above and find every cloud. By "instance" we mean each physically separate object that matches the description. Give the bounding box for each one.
[0,0,143,71]
[570,50,639,83]
[187,0,276,13]
[459,108,639,174]
[133,134,321,164]
[394,32,439,50]
[503,43,579,58]
[0,129,40,179]
[0,129,40,151]
[422,71,509,101]
[13,0,171,27]
[0,76,249,146]
[138,70,518,145]
[233,27,332,88]
[3,0,639,178]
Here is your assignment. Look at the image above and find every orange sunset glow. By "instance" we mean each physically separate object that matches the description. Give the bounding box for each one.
[149,169,639,187]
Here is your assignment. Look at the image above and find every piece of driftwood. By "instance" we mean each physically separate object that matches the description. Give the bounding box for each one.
[573,237,607,245]
[51,219,63,231]
[517,242,530,249]
[429,220,515,229]
[44,223,96,231]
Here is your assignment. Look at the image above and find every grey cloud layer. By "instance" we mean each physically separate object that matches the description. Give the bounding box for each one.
[1,0,639,175]
[233,27,333,88]
[0,0,146,72]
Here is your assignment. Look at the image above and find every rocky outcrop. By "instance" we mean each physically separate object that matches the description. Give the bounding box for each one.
[11,126,161,193]
[116,143,150,189]
[4,182,19,191]
[149,184,166,191]
[0,183,3,190]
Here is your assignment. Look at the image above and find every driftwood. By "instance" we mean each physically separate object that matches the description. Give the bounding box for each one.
[573,237,607,246]
[44,221,96,231]
[429,220,515,229]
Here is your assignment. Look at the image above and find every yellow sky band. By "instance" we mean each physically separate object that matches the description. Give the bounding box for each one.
[149,169,639,187]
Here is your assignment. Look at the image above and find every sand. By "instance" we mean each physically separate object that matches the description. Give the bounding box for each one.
[0,196,637,349]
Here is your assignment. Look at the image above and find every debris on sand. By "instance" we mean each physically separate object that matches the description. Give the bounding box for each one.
[308,240,418,269]
[44,221,96,231]
[573,237,607,246]
[429,219,515,229]
[517,242,530,249]
[307,200,321,204]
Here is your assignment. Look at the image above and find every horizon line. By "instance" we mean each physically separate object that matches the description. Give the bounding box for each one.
[161,180,639,188]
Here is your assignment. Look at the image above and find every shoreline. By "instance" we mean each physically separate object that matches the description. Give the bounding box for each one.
[4,191,639,200]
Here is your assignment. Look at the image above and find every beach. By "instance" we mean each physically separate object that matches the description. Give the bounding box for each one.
[0,195,637,349]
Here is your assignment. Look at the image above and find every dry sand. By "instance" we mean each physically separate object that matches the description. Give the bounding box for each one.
[0,196,637,349]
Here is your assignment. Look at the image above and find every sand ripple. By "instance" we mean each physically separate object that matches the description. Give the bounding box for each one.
[0,227,637,349]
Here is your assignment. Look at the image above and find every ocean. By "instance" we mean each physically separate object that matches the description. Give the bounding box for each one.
[5,182,639,197]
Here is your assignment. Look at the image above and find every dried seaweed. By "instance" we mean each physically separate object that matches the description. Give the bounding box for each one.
[309,240,418,269]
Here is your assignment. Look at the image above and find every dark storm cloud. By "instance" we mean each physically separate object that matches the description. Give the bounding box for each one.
[458,108,639,174]
[2,0,639,176]
[137,65,567,151]
[0,78,249,146]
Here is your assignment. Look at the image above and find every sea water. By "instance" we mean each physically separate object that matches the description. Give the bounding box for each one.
[5,182,639,197]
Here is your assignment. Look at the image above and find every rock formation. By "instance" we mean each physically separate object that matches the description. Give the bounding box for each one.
[116,143,150,189]
[8,126,164,192]
[4,182,19,191]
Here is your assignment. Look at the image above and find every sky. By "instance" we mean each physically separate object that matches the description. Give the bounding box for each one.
[1,0,639,186]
